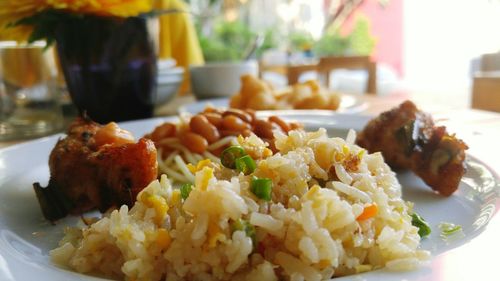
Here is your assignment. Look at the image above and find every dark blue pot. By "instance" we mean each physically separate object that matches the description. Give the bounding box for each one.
[56,16,157,123]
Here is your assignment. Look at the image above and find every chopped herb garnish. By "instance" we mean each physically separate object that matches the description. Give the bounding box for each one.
[180,183,193,200]
[235,155,256,175]
[438,222,462,237]
[411,213,431,238]
[250,176,273,201]
[232,218,256,245]
[221,146,247,169]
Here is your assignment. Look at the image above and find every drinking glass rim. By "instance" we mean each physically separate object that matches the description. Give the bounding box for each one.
[0,41,47,49]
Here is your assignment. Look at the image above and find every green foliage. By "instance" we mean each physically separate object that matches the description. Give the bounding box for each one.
[312,16,376,57]
[288,31,314,52]
[255,28,279,58]
[312,31,349,57]
[11,9,84,47]
[199,20,276,62]
[348,16,376,55]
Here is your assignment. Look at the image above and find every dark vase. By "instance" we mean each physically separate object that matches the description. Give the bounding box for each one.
[55,16,157,124]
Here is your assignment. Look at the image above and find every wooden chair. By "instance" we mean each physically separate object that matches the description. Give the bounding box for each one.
[471,71,500,112]
[317,55,377,94]
[286,62,318,85]
[258,61,288,78]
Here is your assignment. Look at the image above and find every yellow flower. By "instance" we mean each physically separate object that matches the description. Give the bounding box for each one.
[0,0,154,41]
[46,0,154,17]
[0,0,47,41]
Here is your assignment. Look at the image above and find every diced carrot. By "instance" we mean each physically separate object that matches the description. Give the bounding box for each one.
[356,203,378,221]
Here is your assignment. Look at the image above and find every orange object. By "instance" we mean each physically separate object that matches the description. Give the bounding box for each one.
[356,203,378,221]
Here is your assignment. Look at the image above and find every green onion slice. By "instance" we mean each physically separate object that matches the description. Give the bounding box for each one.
[438,222,462,237]
[221,146,247,169]
[235,155,256,175]
[180,183,193,200]
[411,213,431,238]
[232,218,256,245]
[250,177,273,201]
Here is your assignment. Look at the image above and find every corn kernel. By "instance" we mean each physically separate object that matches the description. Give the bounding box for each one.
[145,195,169,225]
[304,185,321,200]
[342,144,350,155]
[196,159,212,170]
[357,149,365,158]
[187,163,196,173]
[188,159,212,173]
[263,148,273,158]
[207,222,225,248]
[171,189,181,205]
[237,135,245,145]
[156,228,171,249]
[119,228,132,240]
[318,259,331,269]
[196,167,213,191]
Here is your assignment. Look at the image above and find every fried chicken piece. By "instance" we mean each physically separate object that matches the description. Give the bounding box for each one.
[34,116,158,221]
[356,100,468,196]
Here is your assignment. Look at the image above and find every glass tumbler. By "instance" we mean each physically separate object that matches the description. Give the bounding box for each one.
[0,41,64,141]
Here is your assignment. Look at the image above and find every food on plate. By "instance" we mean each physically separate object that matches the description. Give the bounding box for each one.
[51,128,429,281]
[229,74,341,110]
[356,100,468,196]
[144,108,301,182]
[33,116,158,221]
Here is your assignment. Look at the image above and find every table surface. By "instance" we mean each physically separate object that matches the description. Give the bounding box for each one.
[2,92,500,175]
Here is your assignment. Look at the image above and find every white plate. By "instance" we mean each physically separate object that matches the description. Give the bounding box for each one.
[0,114,499,281]
[178,95,367,115]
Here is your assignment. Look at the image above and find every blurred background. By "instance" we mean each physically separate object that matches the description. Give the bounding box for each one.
[180,0,500,107]
[3,0,500,127]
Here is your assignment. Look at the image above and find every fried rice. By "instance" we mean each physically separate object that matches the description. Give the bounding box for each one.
[50,128,429,281]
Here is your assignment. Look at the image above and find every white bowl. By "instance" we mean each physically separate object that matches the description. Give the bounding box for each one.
[155,67,184,105]
[189,60,258,100]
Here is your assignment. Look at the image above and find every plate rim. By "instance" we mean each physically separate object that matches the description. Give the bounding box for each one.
[0,114,499,281]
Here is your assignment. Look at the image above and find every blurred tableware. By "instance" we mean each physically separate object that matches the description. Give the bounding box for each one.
[155,66,184,106]
[189,60,258,100]
[157,58,177,70]
[55,16,157,124]
[0,41,63,141]
[178,94,367,115]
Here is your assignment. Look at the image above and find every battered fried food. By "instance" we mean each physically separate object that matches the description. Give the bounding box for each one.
[34,116,158,221]
[356,101,468,196]
[229,75,341,110]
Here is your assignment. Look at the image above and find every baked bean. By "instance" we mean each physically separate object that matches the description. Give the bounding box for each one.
[245,109,256,123]
[202,106,220,114]
[222,109,252,123]
[253,119,274,139]
[202,112,223,128]
[211,146,225,157]
[219,130,241,137]
[190,115,220,143]
[264,138,278,153]
[222,115,250,132]
[183,132,208,154]
[269,115,291,133]
[150,122,176,142]
[158,145,174,158]
[241,129,252,137]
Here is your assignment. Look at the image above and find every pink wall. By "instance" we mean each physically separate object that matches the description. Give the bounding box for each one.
[340,0,404,76]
